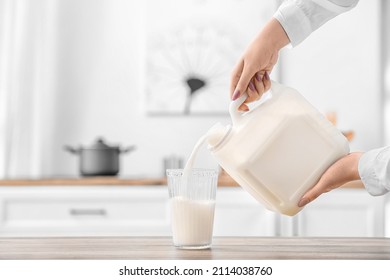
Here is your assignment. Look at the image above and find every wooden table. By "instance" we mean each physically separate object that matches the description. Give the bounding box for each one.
[0,236,389,260]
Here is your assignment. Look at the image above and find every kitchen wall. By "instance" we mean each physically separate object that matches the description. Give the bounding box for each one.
[384,0,390,146]
[0,0,385,178]
[43,0,277,178]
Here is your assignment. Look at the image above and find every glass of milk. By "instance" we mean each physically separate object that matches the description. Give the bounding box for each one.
[166,169,218,249]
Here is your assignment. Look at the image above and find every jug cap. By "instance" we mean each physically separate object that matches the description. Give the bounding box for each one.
[206,122,231,151]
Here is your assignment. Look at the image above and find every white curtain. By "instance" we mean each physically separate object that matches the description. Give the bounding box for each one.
[0,0,58,178]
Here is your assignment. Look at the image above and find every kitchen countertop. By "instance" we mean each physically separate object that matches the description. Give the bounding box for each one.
[0,236,388,260]
[0,177,365,188]
[0,177,169,186]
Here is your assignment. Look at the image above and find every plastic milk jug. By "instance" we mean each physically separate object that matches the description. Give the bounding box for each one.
[207,81,350,216]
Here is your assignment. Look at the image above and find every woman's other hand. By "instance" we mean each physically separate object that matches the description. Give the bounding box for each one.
[298,152,363,207]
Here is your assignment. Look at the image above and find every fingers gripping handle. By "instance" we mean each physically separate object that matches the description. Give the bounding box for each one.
[229,80,277,127]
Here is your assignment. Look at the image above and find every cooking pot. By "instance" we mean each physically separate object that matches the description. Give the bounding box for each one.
[64,137,136,176]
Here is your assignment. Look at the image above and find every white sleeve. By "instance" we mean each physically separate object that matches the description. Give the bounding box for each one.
[273,0,359,46]
[358,146,390,196]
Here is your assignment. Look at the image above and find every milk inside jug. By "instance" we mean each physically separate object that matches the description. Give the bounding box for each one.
[206,81,350,216]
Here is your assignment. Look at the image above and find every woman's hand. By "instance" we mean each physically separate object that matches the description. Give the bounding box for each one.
[230,18,290,111]
[298,152,363,207]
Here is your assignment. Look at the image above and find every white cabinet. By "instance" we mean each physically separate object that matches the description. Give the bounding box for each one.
[385,195,390,237]
[0,186,171,236]
[213,188,278,236]
[216,187,386,237]
[0,186,386,237]
[280,188,385,237]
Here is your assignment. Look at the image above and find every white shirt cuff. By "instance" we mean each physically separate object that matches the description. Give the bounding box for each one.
[358,146,390,196]
[273,0,359,47]
[273,1,312,47]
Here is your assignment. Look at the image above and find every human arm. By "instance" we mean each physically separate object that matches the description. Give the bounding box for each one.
[230,18,288,111]
[230,0,360,108]
[274,0,359,47]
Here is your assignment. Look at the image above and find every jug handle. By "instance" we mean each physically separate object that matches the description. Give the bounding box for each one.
[229,80,278,126]
[229,93,248,126]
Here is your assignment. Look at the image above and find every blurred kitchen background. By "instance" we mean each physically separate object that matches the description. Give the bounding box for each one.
[0,0,387,179]
[0,0,389,238]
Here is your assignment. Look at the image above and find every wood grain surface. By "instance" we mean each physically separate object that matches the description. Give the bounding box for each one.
[0,236,388,260]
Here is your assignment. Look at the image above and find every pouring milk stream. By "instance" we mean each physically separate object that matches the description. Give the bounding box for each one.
[181,81,350,216]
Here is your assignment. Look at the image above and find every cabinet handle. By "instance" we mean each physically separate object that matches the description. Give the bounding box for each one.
[69,209,107,216]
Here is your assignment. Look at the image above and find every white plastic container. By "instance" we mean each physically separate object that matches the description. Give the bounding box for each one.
[207,81,350,216]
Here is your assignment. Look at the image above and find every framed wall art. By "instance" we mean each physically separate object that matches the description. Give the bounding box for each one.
[144,0,276,116]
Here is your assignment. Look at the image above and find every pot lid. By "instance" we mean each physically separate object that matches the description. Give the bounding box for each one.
[88,138,117,150]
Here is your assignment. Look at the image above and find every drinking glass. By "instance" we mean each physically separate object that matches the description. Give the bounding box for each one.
[166,169,218,249]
